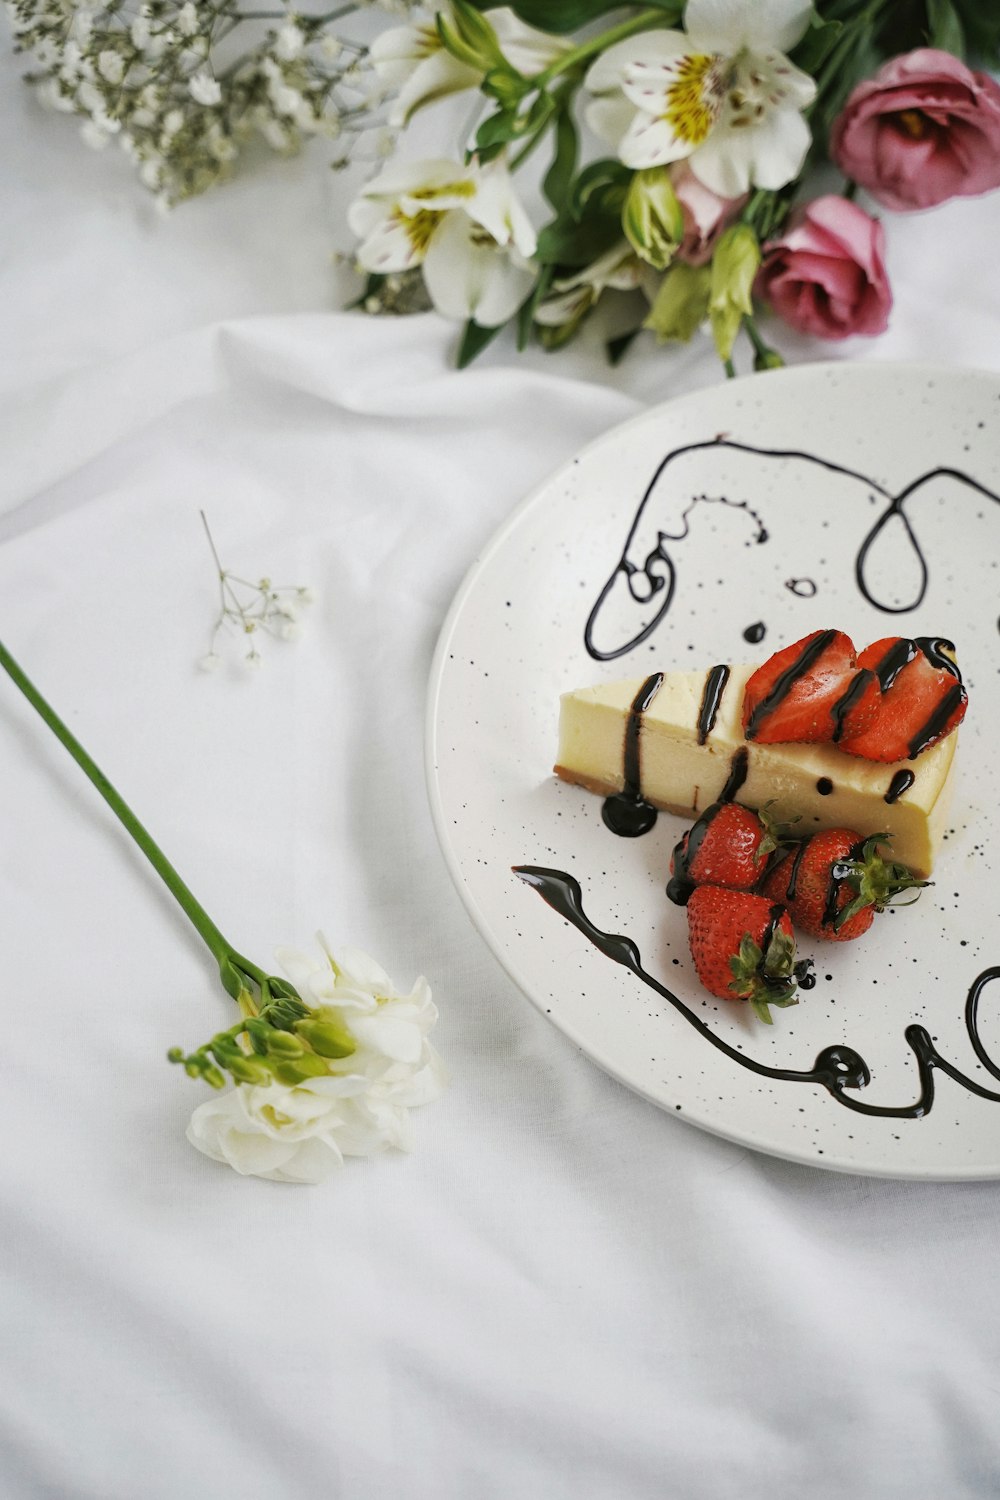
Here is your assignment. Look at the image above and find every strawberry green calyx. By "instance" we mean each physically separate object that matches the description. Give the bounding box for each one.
[729,927,800,1025]
[754,800,799,866]
[832,834,930,932]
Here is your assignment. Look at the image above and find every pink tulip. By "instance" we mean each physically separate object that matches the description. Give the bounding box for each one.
[831,48,1000,212]
[755,196,892,340]
[670,162,747,267]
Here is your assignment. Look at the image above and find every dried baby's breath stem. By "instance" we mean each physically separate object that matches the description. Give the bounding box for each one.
[199,511,314,672]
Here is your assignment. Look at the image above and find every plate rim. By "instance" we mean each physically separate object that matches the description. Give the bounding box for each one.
[425,359,1000,1181]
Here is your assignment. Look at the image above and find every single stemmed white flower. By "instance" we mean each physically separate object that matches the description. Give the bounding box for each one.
[348,153,537,327]
[585,0,817,197]
[0,641,446,1185]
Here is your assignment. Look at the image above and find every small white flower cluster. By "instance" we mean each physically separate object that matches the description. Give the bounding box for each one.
[5,0,416,206]
[187,941,447,1183]
[198,512,314,673]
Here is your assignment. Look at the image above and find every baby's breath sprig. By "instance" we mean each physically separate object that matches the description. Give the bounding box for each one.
[199,511,314,673]
[5,0,416,208]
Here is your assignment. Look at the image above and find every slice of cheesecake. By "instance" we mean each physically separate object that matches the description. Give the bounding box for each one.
[555,663,957,878]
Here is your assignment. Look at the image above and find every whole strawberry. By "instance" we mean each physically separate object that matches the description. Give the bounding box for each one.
[763,828,928,941]
[686,885,804,1024]
[667,802,784,906]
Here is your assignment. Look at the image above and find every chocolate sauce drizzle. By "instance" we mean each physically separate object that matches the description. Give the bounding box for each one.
[513,867,1000,1122]
[696,664,730,745]
[584,440,1000,662]
[885,769,915,804]
[601,674,663,837]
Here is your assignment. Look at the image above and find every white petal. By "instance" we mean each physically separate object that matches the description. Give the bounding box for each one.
[349,1013,424,1065]
[691,106,810,194]
[584,29,689,93]
[468,157,536,255]
[584,94,637,150]
[353,213,431,273]
[490,9,568,75]
[619,112,695,169]
[388,49,480,127]
[328,942,395,996]
[269,1135,343,1183]
[422,212,534,325]
[686,0,812,54]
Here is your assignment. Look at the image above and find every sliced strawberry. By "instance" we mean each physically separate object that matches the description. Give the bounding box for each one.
[742,630,872,744]
[838,637,967,762]
[686,885,805,1023]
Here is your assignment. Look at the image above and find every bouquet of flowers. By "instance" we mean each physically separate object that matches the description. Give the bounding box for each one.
[349,0,1000,369]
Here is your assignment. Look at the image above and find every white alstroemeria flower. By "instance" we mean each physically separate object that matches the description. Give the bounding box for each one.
[372,4,568,127]
[585,0,816,197]
[187,941,447,1184]
[534,241,654,330]
[349,155,536,326]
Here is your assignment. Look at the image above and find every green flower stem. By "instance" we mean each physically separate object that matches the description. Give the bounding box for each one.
[0,637,241,980]
[532,9,668,91]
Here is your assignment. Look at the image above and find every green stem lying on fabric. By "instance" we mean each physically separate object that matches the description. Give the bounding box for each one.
[0,637,251,996]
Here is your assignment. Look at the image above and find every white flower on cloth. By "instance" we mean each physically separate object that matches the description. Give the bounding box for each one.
[348,155,536,326]
[584,0,816,197]
[187,942,447,1184]
[371,4,567,127]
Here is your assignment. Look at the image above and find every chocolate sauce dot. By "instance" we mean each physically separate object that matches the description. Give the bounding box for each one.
[816,777,834,796]
[743,622,766,644]
[785,577,818,598]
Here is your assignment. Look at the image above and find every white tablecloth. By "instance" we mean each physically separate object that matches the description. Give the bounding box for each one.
[4,46,1000,1500]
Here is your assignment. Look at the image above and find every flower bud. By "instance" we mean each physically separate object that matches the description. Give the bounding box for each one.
[709,224,760,362]
[228,1054,274,1086]
[263,1028,306,1058]
[622,168,684,271]
[295,1012,356,1059]
[273,1052,332,1085]
[753,346,785,371]
[643,263,711,343]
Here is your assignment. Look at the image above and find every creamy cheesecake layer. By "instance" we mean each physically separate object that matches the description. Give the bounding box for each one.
[555,664,957,878]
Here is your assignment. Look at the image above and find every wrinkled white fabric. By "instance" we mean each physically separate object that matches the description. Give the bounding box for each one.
[3,45,1000,1500]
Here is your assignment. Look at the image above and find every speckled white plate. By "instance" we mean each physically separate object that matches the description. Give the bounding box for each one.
[426,362,1000,1179]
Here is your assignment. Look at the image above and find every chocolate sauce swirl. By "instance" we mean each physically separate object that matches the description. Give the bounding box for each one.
[513,867,1000,1122]
[601,674,663,837]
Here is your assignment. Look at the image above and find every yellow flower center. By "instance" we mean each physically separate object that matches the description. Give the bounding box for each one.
[663,53,726,146]
[399,206,441,257]
[896,108,928,139]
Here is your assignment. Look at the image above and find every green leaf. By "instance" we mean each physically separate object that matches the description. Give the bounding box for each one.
[475,109,524,152]
[571,157,630,219]
[607,329,640,365]
[471,0,681,35]
[543,108,578,212]
[790,13,843,73]
[517,262,554,349]
[950,0,1000,64]
[926,0,965,54]
[457,318,505,367]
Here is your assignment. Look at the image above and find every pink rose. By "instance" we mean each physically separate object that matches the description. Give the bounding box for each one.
[831,48,1000,212]
[670,162,746,267]
[755,196,892,340]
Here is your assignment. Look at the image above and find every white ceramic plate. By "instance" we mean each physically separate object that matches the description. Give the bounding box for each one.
[426,363,1000,1179]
